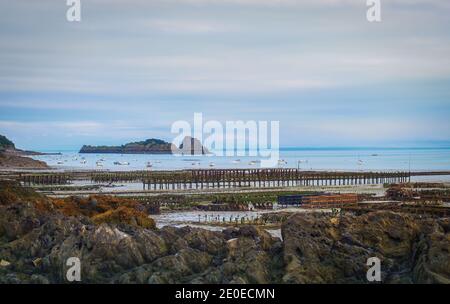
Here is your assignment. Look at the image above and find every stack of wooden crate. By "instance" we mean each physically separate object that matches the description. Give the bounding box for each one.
[301,193,358,208]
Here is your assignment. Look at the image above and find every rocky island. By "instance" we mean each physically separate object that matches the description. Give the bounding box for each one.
[80,136,209,155]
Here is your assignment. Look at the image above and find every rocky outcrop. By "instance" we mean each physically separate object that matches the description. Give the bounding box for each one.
[282,211,450,284]
[177,136,210,155]
[0,181,156,231]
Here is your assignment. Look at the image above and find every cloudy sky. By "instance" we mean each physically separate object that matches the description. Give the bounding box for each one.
[0,0,449,151]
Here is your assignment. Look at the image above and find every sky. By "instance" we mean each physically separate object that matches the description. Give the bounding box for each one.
[0,0,450,151]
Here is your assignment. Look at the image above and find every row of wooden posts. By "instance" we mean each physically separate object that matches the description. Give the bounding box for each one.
[197,214,266,225]
[19,169,411,188]
[141,169,411,190]
[21,174,71,186]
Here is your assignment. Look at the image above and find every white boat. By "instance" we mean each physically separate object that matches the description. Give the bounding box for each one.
[114,161,130,166]
[232,159,241,164]
[146,162,153,168]
[209,162,215,167]
[57,161,64,165]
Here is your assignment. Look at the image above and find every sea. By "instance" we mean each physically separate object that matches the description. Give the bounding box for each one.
[31,147,450,180]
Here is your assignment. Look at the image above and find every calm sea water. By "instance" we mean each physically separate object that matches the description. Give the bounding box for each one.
[32,147,450,173]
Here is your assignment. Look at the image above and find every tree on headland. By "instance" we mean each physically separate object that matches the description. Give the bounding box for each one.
[0,134,15,151]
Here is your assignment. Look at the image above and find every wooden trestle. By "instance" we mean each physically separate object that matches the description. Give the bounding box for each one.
[17,169,415,189]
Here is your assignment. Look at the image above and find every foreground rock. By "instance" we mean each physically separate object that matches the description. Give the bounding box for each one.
[0,182,279,283]
[282,211,450,283]
[0,182,449,284]
[0,204,281,283]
